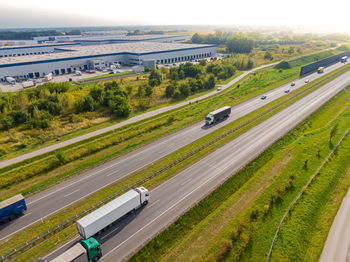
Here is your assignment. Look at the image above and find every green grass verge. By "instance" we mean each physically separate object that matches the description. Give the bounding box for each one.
[133,89,350,262]
[2,62,350,262]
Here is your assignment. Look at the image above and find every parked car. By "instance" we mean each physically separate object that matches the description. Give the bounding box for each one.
[261,95,267,100]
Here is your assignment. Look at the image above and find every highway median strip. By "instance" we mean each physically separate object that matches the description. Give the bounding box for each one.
[2,62,350,262]
[0,52,343,201]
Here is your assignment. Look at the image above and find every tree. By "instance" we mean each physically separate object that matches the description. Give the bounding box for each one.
[264,51,273,60]
[1,116,13,130]
[82,96,95,112]
[226,35,255,53]
[199,59,207,66]
[191,33,202,44]
[109,95,131,117]
[206,75,216,89]
[179,83,190,97]
[11,110,29,125]
[149,69,162,87]
[165,84,175,98]
[89,86,105,103]
[144,85,153,97]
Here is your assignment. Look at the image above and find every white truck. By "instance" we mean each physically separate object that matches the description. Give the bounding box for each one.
[44,73,53,82]
[75,70,82,76]
[5,76,16,85]
[22,80,36,88]
[205,106,231,125]
[76,187,149,239]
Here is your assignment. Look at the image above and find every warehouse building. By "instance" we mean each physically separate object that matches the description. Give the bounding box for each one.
[0,42,216,80]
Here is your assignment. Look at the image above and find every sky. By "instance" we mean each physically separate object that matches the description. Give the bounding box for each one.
[0,0,349,33]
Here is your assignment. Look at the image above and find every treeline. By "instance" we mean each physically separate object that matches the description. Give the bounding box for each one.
[0,30,61,40]
[0,29,81,40]
[191,32,255,54]
[0,81,130,130]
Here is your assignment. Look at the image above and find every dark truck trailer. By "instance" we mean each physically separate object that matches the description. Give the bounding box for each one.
[0,194,27,223]
[205,106,231,125]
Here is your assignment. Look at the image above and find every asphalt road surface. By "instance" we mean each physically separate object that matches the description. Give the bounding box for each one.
[319,187,350,262]
[0,62,277,169]
[44,67,350,262]
[0,62,346,242]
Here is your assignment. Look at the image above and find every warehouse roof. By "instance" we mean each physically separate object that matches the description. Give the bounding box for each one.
[0,42,79,51]
[0,42,216,66]
[74,34,187,42]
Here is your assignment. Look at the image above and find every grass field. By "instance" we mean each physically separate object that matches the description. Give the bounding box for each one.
[128,88,350,262]
[2,63,350,262]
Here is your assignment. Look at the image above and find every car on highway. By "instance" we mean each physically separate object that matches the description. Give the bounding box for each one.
[305,79,310,83]
[217,87,222,91]
[261,95,267,100]
[291,82,296,86]
[284,89,290,93]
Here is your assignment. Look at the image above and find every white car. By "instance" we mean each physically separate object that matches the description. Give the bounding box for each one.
[291,82,296,86]
[305,79,310,83]
[217,88,222,91]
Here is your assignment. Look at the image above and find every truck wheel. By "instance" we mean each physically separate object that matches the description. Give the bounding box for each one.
[143,200,148,205]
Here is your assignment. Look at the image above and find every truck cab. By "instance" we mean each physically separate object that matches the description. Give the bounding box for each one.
[80,238,102,262]
[205,114,214,125]
[135,187,150,205]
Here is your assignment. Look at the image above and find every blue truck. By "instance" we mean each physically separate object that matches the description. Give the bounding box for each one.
[0,194,27,223]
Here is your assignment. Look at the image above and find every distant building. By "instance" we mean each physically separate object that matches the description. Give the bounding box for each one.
[0,41,216,80]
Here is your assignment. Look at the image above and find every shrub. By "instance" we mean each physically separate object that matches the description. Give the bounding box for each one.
[1,116,14,130]
[275,61,291,69]
[216,239,232,261]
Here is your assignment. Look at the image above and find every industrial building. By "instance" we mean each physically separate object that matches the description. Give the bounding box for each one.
[0,41,216,80]
[0,35,190,57]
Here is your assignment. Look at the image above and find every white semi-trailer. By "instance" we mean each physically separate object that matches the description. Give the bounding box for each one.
[205,106,231,125]
[22,80,36,88]
[5,76,16,85]
[76,187,149,239]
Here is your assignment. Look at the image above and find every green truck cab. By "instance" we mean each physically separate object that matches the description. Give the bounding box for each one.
[50,237,102,262]
[81,238,102,262]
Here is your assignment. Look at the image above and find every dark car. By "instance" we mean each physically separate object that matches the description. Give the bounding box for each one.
[261,95,267,100]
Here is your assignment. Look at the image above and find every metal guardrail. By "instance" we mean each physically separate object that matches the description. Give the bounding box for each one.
[299,51,350,78]
[266,126,350,262]
[2,65,350,261]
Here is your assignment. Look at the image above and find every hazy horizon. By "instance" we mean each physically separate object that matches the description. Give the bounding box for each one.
[0,0,349,34]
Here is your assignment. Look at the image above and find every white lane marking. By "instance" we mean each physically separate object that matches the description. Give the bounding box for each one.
[64,189,80,198]
[107,171,118,177]
[101,227,120,240]
[27,172,99,206]
[19,213,31,219]
[180,178,192,186]
[102,171,218,260]
[146,200,160,209]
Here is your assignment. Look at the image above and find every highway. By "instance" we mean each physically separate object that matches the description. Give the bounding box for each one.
[0,61,346,242]
[44,66,350,262]
[319,187,350,262]
[0,62,277,169]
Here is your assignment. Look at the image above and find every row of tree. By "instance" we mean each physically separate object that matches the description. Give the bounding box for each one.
[191,32,255,54]
[0,81,131,130]
[165,75,216,99]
